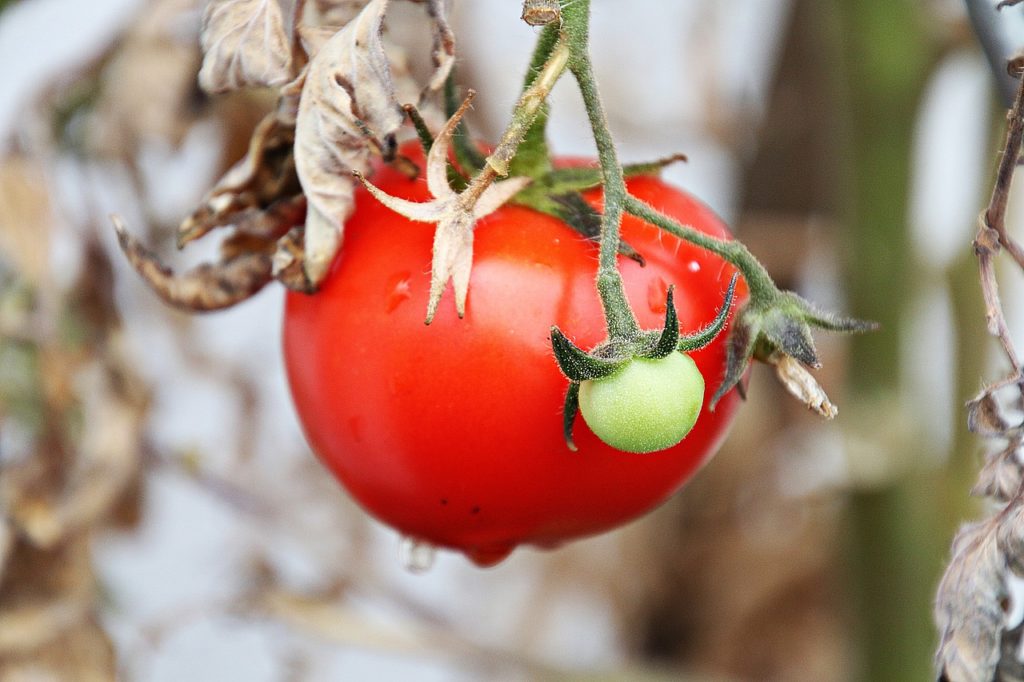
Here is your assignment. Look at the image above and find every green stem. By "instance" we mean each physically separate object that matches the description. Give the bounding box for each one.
[508,23,561,177]
[484,39,570,178]
[560,0,641,340]
[623,196,778,303]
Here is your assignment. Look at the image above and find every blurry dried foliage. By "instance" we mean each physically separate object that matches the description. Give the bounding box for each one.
[88,0,203,155]
[199,0,296,94]
[936,65,1024,681]
[115,0,453,303]
[0,157,148,680]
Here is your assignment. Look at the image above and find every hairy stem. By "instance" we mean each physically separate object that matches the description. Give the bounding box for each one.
[483,38,570,178]
[624,196,777,302]
[560,0,640,339]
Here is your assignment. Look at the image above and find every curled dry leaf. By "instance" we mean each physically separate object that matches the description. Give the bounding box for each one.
[178,109,299,247]
[294,0,404,285]
[309,0,370,29]
[973,442,1024,503]
[114,217,273,311]
[199,0,295,94]
[271,225,315,292]
[355,93,530,322]
[936,520,1007,682]
[767,351,837,419]
[423,0,455,93]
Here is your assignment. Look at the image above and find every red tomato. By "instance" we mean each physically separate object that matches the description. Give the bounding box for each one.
[283,145,746,567]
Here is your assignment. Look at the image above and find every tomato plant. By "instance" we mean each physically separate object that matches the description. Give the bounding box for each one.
[283,145,747,566]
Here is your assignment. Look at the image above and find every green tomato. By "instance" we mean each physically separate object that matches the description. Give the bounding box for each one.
[578,353,705,454]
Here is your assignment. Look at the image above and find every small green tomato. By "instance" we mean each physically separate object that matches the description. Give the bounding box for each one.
[578,353,705,454]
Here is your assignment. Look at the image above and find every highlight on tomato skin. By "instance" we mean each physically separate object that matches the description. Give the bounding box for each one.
[282,142,748,567]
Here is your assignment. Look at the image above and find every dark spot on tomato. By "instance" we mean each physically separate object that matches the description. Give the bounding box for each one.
[440,498,448,506]
[470,505,481,515]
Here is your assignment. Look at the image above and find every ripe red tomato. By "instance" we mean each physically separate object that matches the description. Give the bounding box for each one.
[283,145,747,567]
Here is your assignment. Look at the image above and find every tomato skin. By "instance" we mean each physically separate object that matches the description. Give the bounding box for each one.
[283,145,746,564]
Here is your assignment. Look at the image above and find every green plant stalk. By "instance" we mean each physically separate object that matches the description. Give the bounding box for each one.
[483,39,570,179]
[624,196,777,301]
[508,23,561,178]
[559,0,641,340]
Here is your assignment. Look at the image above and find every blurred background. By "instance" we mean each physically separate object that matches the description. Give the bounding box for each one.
[0,0,1013,679]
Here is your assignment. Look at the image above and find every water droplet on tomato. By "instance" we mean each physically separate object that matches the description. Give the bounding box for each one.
[399,537,436,574]
[465,544,513,568]
[647,276,669,314]
[386,272,412,313]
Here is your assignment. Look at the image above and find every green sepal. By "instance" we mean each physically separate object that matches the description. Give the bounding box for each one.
[793,293,879,334]
[550,326,626,381]
[563,381,581,451]
[677,272,739,353]
[647,285,679,359]
[709,308,759,410]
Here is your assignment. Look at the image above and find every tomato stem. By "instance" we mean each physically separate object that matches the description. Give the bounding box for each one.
[484,38,570,178]
[623,195,778,302]
[560,0,642,341]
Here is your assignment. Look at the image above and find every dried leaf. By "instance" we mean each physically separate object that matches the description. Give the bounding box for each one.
[309,0,370,28]
[271,226,315,292]
[423,0,455,93]
[199,0,295,94]
[935,521,1006,682]
[88,0,201,154]
[968,390,1012,437]
[178,110,299,247]
[294,0,404,285]
[973,443,1024,503]
[0,157,52,287]
[114,217,273,311]
[767,351,837,419]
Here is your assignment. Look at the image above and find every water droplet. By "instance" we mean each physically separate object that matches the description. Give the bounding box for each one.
[647,276,669,314]
[465,544,514,568]
[399,537,436,574]
[386,272,412,313]
[688,260,701,272]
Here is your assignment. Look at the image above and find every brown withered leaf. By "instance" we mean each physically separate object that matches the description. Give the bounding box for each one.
[309,0,370,28]
[968,390,1012,437]
[88,0,201,154]
[423,0,455,93]
[218,195,307,258]
[935,520,1006,682]
[973,443,1024,503]
[199,0,296,94]
[178,110,299,247]
[767,351,837,419]
[271,225,314,292]
[0,157,52,287]
[294,0,404,285]
[113,217,273,311]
